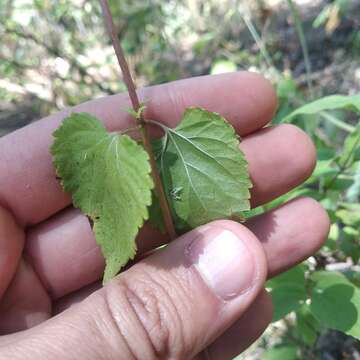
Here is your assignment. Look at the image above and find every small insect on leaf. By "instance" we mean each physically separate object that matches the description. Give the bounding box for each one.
[170,187,183,201]
[51,112,153,282]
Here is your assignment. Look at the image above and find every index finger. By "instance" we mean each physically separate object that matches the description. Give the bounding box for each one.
[0,72,276,225]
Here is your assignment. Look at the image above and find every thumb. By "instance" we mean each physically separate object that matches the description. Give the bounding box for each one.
[2,220,267,359]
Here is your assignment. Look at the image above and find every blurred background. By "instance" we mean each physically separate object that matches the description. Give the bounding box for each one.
[0,0,360,359]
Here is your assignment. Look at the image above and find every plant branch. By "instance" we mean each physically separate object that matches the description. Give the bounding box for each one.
[100,0,177,241]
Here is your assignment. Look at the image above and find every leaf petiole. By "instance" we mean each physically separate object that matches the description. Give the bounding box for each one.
[145,119,170,133]
[118,126,142,135]
[100,0,177,241]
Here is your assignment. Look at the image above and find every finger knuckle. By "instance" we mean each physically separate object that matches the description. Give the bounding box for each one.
[104,272,187,359]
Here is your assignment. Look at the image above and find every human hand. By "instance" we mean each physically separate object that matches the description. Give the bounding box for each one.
[0,72,329,359]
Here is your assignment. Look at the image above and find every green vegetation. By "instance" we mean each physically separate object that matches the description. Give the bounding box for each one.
[1,0,360,358]
[51,108,251,281]
[51,112,154,282]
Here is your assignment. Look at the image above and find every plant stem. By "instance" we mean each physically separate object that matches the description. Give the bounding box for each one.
[100,0,177,241]
[287,0,314,99]
[240,11,274,71]
[320,111,355,133]
[145,119,169,132]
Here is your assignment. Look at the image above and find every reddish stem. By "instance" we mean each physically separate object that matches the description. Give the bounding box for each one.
[100,0,177,241]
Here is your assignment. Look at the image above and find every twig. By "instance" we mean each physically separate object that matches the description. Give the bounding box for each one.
[100,0,177,241]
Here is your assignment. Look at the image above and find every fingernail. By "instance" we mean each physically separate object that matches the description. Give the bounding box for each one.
[186,227,256,300]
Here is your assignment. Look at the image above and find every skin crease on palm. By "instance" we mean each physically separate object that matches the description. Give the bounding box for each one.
[0,72,330,360]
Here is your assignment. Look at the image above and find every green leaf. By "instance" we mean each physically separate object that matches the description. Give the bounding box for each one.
[148,191,165,233]
[336,204,360,227]
[313,4,331,28]
[340,226,360,263]
[51,113,153,282]
[263,345,298,360]
[284,94,360,122]
[276,75,298,99]
[210,59,237,74]
[347,161,360,201]
[310,271,360,339]
[308,159,337,182]
[338,123,360,168]
[295,304,321,345]
[267,265,307,322]
[152,107,252,232]
[324,223,339,251]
